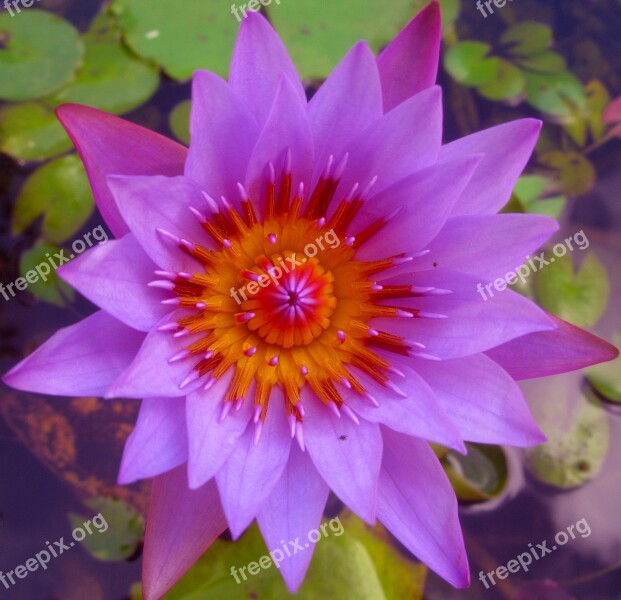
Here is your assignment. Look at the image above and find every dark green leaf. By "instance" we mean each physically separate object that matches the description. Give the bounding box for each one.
[444,41,499,86]
[19,244,74,306]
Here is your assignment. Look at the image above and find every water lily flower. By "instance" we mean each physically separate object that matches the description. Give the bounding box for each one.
[3,3,617,598]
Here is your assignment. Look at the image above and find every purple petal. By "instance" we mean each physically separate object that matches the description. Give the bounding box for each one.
[107,175,215,272]
[377,2,441,112]
[378,427,470,588]
[58,234,169,332]
[244,75,314,215]
[2,311,144,396]
[107,311,205,399]
[56,104,187,238]
[142,467,227,600]
[406,214,559,281]
[442,119,542,216]
[302,387,381,524]
[257,444,330,593]
[186,373,254,489]
[487,314,620,379]
[229,12,305,128]
[119,397,188,484]
[308,41,382,184]
[337,86,443,199]
[185,71,260,204]
[215,387,291,538]
[410,353,546,446]
[354,155,482,260]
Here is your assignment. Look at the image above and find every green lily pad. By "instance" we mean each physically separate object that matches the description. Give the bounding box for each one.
[0,10,83,101]
[110,0,238,81]
[584,80,611,141]
[534,251,609,329]
[525,71,586,119]
[510,175,567,219]
[162,522,386,600]
[52,15,159,115]
[444,41,499,87]
[268,0,418,79]
[12,154,94,244]
[0,101,72,162]
[478,58,525,100]
[69,497,144,561]
[525,386,609,489]
[19,244,75,306]
[516,50,567,74]
[586,333,621,403]
[169,100,191,145]
[501,22,553,57]
[538,150,596,197]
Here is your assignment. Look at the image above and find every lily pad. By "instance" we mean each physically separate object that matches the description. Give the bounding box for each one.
[0,101,72,162]
[269,0,418,79]
[0,10,83,101]
[445,41,499,87]
[516,51,567,75]
[525,71,586,119]
[19,244,75,306]
[534,251,608,328]
[538,151,596,197]
[478,58,525,101]
[586,333,621,403]
[169,100,191,145]
[68,496,144,561]
[12,154,94,244]
[510,175,567,219]
[501,22,553,57]
[110,0,238,81]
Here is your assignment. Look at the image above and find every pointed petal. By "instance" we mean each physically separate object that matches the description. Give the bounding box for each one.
[378,427,470,588]
[302,387,381,524]
[257,444,330,593]
[186,71,260,203]
[245,75,314,214]
[229,12,305,128]
[119,397,188,484]
[377,2,441,112]
[410,353,546,446]
[442,119,542,216]
[142,467,227,600]
[56,104,187,237]
[487,314,620,379]
[107,311,205,399]
[354,155,482,259]
[58,234,169,332]
[215,388,291,538]
[107,175,215,272]
[186,372,254,489]
[308,41,382,183]
[2,311,144,396]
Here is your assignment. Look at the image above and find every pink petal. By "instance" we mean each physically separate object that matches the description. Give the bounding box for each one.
[107,311,205,399]
[56,104,187,237]
[354,155,482,259]
[58,234,169,332]
[378,427,470,588]
[229,12,305,128]
[409,353,546,446]
[308,41,382,184]
[377,2,441,112]
[142,467,227,600]
[244,75,314,215]
[302,387,381,524]
[257,444,330,593]
[185,71,260,204]
[487,314,620,379]
[119,397,188,484]
[405,213,559,281]
[107,175,215,272]
[215,387,291,538]
[186,372,254,489]
[2,311,144,397]
[442,119,542,216]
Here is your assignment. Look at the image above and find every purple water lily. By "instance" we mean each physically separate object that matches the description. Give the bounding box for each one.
[3,3,617,598]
